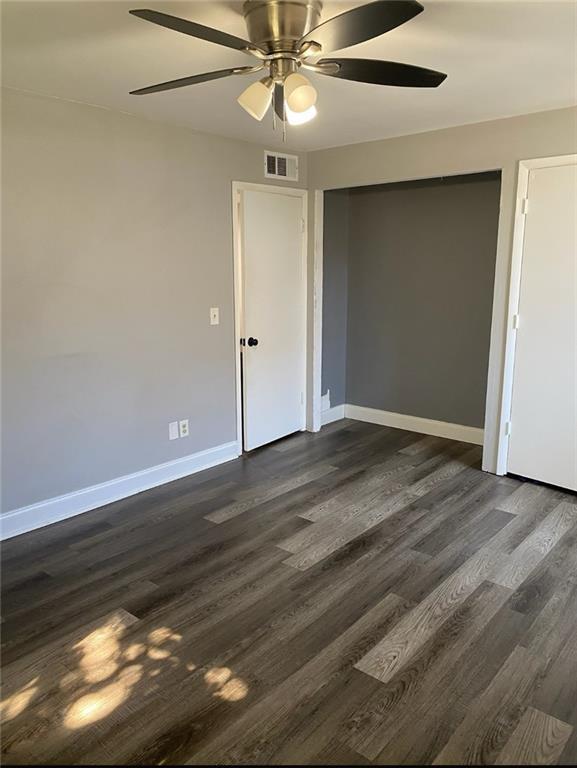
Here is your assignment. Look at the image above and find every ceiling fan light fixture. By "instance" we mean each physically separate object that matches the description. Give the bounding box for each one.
[237,76,274,121]
[285,103,317,126]
[284,72,317,113]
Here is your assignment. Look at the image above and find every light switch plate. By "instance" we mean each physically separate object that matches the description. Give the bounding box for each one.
[169,421,179,441]
[210,307,219,326]
[179,419,189,438]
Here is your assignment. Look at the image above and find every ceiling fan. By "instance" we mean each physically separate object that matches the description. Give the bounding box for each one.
[129,0,446,130]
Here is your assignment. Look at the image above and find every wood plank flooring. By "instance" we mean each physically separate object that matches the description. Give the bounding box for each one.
[1,419,576,765]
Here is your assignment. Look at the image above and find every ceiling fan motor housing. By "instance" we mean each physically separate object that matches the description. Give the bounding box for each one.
[243,0,323,54]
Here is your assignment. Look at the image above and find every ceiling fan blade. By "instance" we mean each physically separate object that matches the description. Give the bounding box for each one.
[274,83,285,119]
[130,66,258,95]
[314,58,447,87]
[298,0,423,54]
[129,9,261,54]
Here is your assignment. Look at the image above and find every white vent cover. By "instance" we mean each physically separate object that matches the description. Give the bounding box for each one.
[264,151,298,182]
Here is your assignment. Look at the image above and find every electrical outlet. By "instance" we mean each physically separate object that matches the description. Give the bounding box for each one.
[169,421,179,441]
[210,307,219,326]
[179,419,189,438]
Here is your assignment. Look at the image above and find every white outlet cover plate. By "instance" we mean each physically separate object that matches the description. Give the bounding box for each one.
[179,419,189,438]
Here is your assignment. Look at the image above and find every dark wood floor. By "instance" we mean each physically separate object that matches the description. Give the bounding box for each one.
[2,420,577,765]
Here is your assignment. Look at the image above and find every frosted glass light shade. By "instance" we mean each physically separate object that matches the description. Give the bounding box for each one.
[284,73,317,113]
[285,103,317,125]
[237,77,273,121]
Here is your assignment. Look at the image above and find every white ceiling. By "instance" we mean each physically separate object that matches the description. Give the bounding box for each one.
[2,0,577,151]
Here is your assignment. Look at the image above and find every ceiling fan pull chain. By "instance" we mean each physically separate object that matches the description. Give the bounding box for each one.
[283,98,287,143]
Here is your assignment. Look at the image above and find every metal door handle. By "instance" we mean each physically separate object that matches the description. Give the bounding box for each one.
[247,337,259,347]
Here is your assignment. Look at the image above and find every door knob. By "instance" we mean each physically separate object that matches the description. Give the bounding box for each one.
[247,337,259,347]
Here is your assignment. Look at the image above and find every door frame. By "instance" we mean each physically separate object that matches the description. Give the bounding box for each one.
[232,181,309,454]
[495,153,577,476]
[311,170,506,471]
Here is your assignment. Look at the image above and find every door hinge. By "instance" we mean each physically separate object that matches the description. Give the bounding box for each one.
[521,197,529,216]
[505,421,512,436]
[301,218,305,233]
[512,313,520,330]
[240,337,246,346]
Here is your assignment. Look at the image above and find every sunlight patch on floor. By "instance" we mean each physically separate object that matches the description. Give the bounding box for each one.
[2,611,250,741]
[64,665,143,729]
[205,667,248,702]
[0,678,39,722]
[214,678,249,702]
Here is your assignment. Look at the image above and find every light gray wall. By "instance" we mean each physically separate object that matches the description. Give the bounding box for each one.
[1,88,306,512]
[310,107,577,469]
[321,190,349,408]
[344,173,501,427]
[3,98,576,512]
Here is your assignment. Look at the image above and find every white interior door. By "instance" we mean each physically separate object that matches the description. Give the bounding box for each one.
[241,188,306,451]
[508,161,577,491]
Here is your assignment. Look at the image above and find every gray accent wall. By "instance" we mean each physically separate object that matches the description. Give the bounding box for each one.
[322,173,501,428]
[348,173,501,427]
[1,88,306,512]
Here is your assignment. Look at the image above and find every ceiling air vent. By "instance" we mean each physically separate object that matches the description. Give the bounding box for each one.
[264,151,298,182]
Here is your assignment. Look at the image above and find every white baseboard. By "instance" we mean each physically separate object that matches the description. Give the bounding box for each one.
[321,404,346,425]
[344,405,484,445]
[2,406,482,540]
[1,441,240,540]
